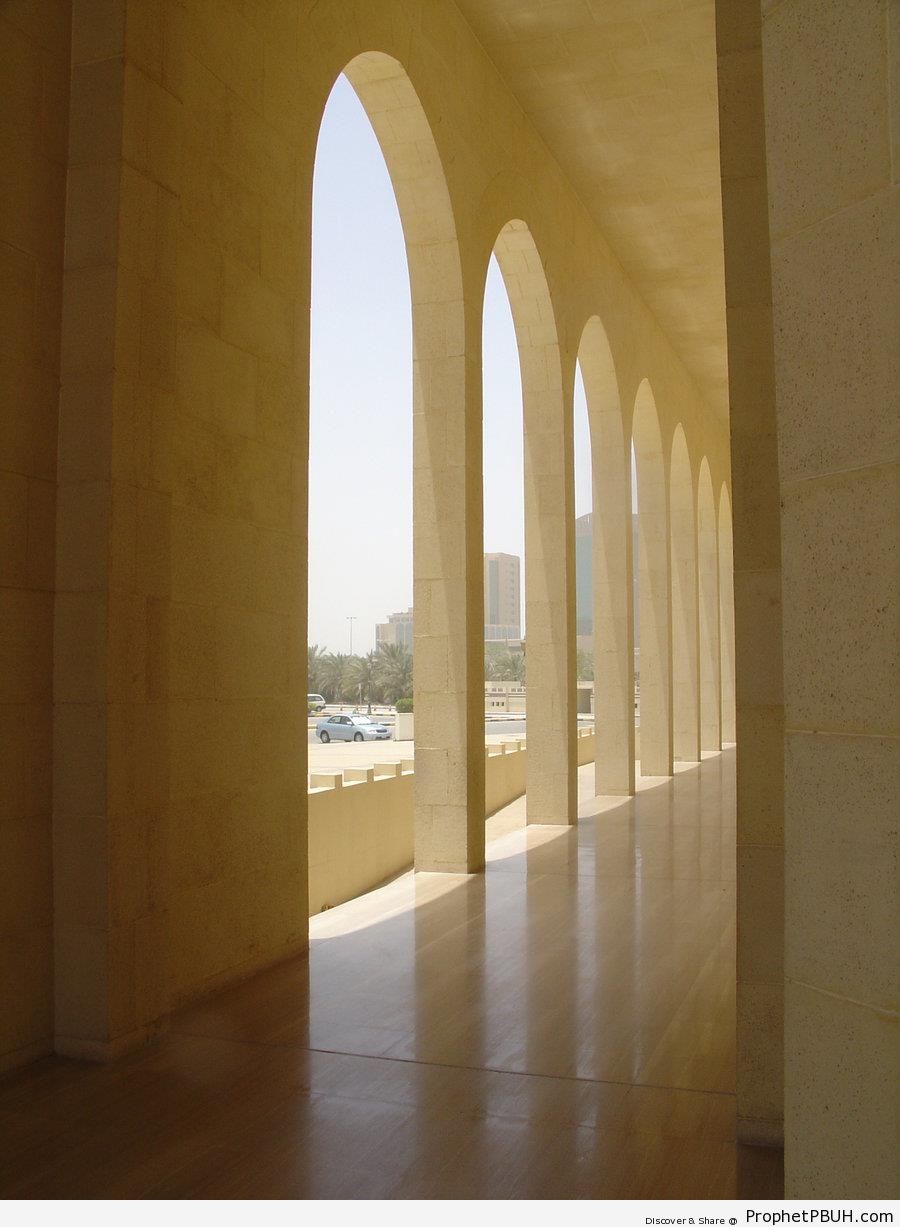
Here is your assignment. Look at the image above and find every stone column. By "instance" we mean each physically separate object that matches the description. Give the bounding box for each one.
[633,385,674,777]
[346,56,484,872]
[410,298,485,871]
[762,0,897,1197]
[718,489,737,743]
[671,429,701,763]
[495,222,576,827]
[699,460,722,751]
[716,0,784,1148]
[581,321,635,796]
[53,0,180,1057]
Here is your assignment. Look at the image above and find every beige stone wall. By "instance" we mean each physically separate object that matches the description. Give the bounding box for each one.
[308,767,415,916]
[716,0,785,1147]
[164,0,310,1014]
[485,741,527,820]
[308,731,596,916]
[718,0,898,1187]
[0,2,70,1073]
[761,0,898,1198]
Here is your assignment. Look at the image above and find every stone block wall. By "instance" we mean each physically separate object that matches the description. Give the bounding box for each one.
[0,0,71,1073]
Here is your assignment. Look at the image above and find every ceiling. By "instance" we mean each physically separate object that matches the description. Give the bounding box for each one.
[454,0,728,421]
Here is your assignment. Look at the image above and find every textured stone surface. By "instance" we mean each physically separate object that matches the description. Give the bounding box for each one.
[764,0,897,1197]
[716,0,784,1145]
[781,465,897,734]
[786,981,899,1199]
[785,731,898,1005]
[773,190,897,484]
[764,0,891,240]
[0,0,70,1071]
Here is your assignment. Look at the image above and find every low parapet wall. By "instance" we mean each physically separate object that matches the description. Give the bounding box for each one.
[308,728,596,916]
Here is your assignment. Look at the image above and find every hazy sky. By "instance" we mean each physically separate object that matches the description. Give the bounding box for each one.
[310,75,594,654]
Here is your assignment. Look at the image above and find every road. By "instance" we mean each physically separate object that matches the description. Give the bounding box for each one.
[307,718,528,745]
[305,714,597,773]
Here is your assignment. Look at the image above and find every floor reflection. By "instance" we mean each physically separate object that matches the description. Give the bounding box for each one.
[0,748,781,1198]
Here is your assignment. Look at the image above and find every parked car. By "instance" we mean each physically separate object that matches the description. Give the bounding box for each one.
[316,714,391,742]
[307,693,326,712]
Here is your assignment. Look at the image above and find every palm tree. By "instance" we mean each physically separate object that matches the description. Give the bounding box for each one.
[576,648,593,682]
[484,649,498,681]
[376,642,413,706]
[494,650,525,683]
[349,651,381,712]
[307,644,328,696]
[320,652,354,703]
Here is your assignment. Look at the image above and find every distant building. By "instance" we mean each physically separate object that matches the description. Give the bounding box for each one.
[575,513,593,638]
[375,607,413,650]
[484,552,521,642]
[377,554,522,651]
[574,512,640,663]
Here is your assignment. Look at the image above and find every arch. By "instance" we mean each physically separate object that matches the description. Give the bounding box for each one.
[577,316,634,795]
[698,458,721,750]
[670,426,700,762]
[318,57,482,872]
[718,484,736,743]
[632,380,673,776]
[490,220,575,825]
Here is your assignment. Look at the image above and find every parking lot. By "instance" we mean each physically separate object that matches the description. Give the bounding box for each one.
[305,713,598,774]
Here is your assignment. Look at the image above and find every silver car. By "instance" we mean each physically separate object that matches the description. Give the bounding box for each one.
[316,714,392,743]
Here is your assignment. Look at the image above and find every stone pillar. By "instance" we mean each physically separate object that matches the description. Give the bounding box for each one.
[633,384,674,778]
[53,0,180,1057]
[410,300,485,871]
[54,0,312,1056]
[716,0,784,1148]
[495,223,576,827]
[0,0,70,1073]
[581,320,635,796]
[345,56,484,872]
[671,429,701,763]
[761,0,897,1197]
[699,460,722,751]
[718,489,737,743]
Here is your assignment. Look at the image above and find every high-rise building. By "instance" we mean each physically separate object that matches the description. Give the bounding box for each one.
[374,607,413,650]
[574,513,593,638]
[483,553,521,642]
[574,514,640,662]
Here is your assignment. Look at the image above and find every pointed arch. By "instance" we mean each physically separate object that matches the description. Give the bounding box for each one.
[718,484,736,743]
[670,425,700,762]
[490,220,575,825]
[577,316,634,795]
[632,381,673,777]
[698,458,721,750]
[318,57,481,871]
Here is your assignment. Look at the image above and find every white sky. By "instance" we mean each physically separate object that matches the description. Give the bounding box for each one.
[310,75,595,653]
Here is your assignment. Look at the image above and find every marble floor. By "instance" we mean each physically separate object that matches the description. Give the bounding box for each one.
[0,748,783,1198]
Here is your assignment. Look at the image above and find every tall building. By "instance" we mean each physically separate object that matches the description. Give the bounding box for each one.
[374,607,413,650]
[483,553,521,642]
[574,513,640,663]
[574,513,593,638]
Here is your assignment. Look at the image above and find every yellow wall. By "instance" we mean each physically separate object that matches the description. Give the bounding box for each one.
[0,2,70,1073]
[308,768,414,916]
[762,0,897,1198]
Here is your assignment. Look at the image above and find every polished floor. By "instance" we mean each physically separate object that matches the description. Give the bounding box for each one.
[0,749,783,1198]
